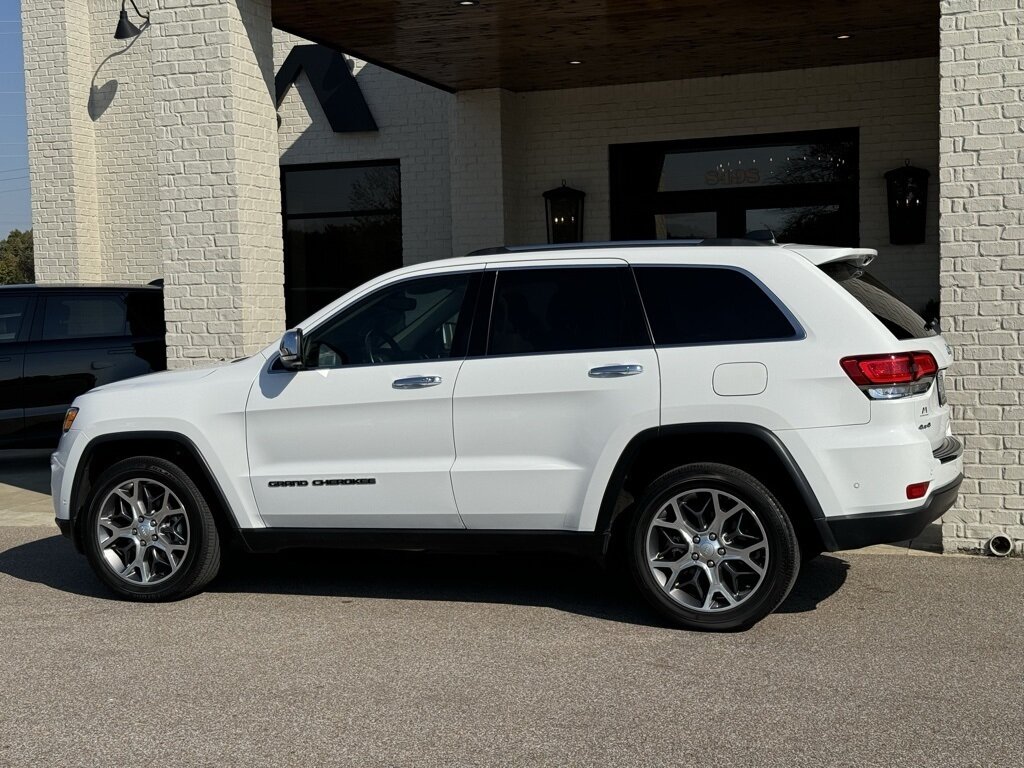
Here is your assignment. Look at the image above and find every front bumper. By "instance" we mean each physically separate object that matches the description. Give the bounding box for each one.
[823,474,963,551]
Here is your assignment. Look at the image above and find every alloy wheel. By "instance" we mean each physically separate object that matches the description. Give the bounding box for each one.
[95,478,190,585]
[645,488,769,612]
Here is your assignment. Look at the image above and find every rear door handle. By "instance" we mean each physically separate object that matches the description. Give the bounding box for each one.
[589,364,644,378]
[392,375,443,390]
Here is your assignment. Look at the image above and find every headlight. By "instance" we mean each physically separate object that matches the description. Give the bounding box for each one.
[62,407,79,433]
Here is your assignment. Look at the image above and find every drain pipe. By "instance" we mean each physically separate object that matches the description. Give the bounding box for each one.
[986,534,1014,557]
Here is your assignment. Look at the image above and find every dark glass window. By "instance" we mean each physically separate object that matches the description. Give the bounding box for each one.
[635,267,798,345]
[0,296,28,343]
[125,291,165,337]
[488,267,650,355]
[821,263,936,340]
[611,129,859,246]
[303,272,477,368]
[282,162,401,327]
[42,295,128,341]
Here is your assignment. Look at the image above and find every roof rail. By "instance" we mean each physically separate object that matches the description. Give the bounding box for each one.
[466,238,777,257]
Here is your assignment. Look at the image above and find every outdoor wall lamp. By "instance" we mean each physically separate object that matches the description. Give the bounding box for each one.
[884,161,930,245]
[114,0,150,40]
[543,181,586,244]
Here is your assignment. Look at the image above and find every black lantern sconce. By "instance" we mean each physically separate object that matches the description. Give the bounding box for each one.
[543,181,585,244]
[114,0,150,40]
[884,161,929,245]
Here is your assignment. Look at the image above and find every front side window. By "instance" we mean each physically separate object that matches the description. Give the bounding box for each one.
[488,266,650,356]
[0,296,28,343]
[634,266,799,345]
[302,272,477,368]
[42,295,128,341]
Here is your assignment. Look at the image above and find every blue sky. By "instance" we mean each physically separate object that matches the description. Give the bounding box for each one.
[0,0,28,236]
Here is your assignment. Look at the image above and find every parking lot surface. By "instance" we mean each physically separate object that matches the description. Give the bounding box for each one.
[0,519,1022,768]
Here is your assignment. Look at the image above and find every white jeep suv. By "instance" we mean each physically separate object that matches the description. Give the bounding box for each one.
[51,242,963,630]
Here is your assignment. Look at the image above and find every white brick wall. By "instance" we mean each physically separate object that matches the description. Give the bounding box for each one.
[90,0,160,283]
[150,0,284,366]
[939,0,1024,554]
[23,0,103,283]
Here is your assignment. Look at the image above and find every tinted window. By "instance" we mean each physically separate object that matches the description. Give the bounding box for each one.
[822,263,936,340]
[126,291,165,337]
[304,272,476,368]
[0,296,28,343]
[635,266,798,345]
[282,162,402,326]
[488,267,650,355]
[42,295,128,340]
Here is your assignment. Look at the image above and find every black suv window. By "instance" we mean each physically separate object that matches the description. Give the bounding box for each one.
[0,296,29,343]
[303,272,478,368]
[634,266,799,345]
[126,291,165,337]
[42,294,128,340]
[488,266,650,355]
[821,263,936,340]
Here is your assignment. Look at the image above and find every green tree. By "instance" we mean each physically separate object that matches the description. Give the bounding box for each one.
[0,229,34,285]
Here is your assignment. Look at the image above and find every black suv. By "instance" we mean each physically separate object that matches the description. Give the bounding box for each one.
[0,284,166,448]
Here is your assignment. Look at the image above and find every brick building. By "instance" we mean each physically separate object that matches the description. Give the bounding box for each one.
[20,0,1024,553]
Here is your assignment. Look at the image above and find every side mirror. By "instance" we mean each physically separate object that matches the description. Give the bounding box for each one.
[279,328,304,370]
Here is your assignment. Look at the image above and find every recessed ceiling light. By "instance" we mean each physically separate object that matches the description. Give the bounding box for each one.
[835,34,852,40]
[568,60,583,65]
[455,1,479,5]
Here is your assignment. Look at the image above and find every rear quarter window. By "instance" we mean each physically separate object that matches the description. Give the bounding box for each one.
[821,263,936,341]
[633,266,800,346]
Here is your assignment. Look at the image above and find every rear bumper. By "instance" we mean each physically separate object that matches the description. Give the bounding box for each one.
[823,474,962,551]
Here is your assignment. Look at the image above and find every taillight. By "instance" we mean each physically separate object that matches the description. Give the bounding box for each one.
[840,352,939,400]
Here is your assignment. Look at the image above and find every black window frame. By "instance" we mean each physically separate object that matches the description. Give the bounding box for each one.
[609,128,860,245]
[482,264,653,358]
[281,159,403,328]
[632,264,805,348]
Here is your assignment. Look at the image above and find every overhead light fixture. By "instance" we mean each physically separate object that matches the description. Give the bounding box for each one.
[455,1,479,5]
[835,34,852,40]
[114,0,150,40]
[568,60,583,65]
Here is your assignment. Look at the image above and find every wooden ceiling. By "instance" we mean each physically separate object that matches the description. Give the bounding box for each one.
[272,0,939,93]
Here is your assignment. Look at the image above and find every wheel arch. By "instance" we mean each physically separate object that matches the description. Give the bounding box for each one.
[68,431,241,552]
[596,423,836,554]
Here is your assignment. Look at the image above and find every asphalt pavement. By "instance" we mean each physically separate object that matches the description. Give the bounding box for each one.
[0,522,1021,768]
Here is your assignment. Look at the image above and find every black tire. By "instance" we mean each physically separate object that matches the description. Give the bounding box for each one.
[82,456,221,601]
[627,462,799,631]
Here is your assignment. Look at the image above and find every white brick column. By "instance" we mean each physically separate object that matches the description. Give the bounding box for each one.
[150,0,284,367]
[939,0,1024,553]
[449,89,510,256]
[22,0,102,283]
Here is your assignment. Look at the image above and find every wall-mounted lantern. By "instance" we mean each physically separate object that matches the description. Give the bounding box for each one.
[543,181,585,244]
[884,161,929,245]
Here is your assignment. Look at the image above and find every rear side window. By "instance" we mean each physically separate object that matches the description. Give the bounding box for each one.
[42,294,128,340]
[0,296,29,342]
[126,291,165,337]
[634,266,799,346]
[822,263,936,340]
[488,266,650,355]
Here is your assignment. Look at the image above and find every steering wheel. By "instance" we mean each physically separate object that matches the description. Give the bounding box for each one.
[364,328,403,363]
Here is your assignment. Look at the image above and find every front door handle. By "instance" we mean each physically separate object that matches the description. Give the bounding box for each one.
[588,364,644,378]
[392,375,443,390]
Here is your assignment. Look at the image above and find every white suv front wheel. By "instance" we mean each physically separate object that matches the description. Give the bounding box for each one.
[629,463,800,631]
[83,457,222,601]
